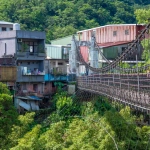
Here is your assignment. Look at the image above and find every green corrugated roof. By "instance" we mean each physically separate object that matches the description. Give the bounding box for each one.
[51,35,78,45]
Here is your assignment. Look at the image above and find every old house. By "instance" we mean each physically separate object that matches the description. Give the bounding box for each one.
[0,21,45,111]
[44,44,70,96]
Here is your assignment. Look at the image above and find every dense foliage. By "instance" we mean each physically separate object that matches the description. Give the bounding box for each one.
[0,83,150,149]
[0,83,18,149]
[0,0,149,43]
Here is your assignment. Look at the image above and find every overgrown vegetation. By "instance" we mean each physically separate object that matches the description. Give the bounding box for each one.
[0,0,150,43]
[0,82,149,149]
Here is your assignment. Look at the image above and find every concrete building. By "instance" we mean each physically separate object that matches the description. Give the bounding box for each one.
[44,44,70,96]
[0,21,46,111]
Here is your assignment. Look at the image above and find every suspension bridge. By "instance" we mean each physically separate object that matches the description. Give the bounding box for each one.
[69,23,150,113]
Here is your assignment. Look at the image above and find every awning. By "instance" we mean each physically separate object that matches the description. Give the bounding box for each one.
[26,95,42,101]
[16,95,42,101]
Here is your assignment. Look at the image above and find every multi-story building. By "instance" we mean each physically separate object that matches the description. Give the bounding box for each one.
[44,44,70,96]
[0,21,46,97]
[77,24,146,67]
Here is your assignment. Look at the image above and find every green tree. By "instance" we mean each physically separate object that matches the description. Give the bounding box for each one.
[135,8,150,24]
[0,82,11,94]
[141,39,150,62]
[11,125,41,150]
[9,112,35,147]
[0,92,18,149]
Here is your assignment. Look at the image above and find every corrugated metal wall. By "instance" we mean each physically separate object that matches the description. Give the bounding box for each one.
[0,66,17,81]
[46,45,62,59]
[80,25,145,44]
[46,45,70,59]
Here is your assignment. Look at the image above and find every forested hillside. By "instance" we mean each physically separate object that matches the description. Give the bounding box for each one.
[0,82,150,149]
[0,0,150,43]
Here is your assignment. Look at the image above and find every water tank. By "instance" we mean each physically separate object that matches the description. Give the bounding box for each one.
[13,23,20,30]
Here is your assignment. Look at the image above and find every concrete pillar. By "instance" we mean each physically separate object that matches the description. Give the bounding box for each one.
[89,32,98,74]
[69,35,78,81]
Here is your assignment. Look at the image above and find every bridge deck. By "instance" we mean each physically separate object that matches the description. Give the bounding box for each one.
[78,73,150,113]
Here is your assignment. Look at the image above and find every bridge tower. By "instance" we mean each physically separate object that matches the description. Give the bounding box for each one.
[69,35,78,80]
[89,31,99,74]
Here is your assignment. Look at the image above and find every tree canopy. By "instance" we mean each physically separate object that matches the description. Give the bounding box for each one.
[0,0,149,42]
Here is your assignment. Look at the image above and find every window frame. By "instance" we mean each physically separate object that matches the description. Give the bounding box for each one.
[125,29,129,35]
[113,31,117,36]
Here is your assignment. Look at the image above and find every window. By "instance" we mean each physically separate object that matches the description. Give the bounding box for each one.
[113,31,117,36]
[10,28,13,30]
[125,29,129,35]
[58,62,63,65]
[122,47,126,54]
[29,46,33,53]
[33,84,38,92]
[22,84,27,90]
[22,41,38,53]
[2,27,6,31]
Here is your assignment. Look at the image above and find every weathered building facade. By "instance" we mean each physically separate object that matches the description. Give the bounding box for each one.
[44,44,70,96]
[77,24,146,66]
[0,21,46,99]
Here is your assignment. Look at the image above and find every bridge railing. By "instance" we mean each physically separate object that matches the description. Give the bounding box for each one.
[77,73,150,112]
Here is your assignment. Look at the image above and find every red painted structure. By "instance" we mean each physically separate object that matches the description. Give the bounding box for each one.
[77,24,146,62]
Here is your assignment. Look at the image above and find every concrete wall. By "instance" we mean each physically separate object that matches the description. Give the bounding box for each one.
[19,82,44,94]
[44,82,54,94]
[0,24,13,31]
[16,30,45,39]
[0,39,16,57]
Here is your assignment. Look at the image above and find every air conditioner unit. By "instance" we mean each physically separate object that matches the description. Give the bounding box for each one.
[17,38,22,42]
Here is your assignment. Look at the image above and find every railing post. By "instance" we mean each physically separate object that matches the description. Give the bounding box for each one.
[119,72,121,89]
[113,73,114,86]
[136,54,140,93]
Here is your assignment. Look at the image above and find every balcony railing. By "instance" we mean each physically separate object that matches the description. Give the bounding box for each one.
[52,67,67,75]
[22,68,45,76]
[16,51,46,57]
[17,66,45,82]
[44,67,68,81]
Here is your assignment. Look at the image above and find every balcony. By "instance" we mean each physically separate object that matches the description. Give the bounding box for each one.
[17,66,45,82]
